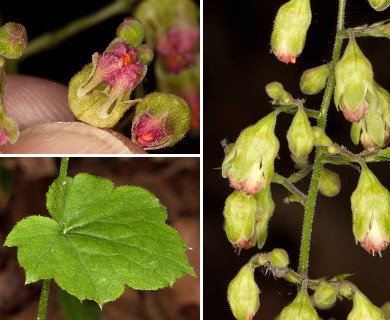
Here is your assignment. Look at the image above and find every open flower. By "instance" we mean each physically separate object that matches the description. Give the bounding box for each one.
[131,92,191,150]
[68,38,148,128]
[334,34,377,122]
[351,165,390,255]
[157,27,199,74]
[222,113,279,195]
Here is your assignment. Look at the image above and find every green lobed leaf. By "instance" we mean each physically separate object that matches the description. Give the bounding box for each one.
[57,288,100,320]
[5,173,194,306]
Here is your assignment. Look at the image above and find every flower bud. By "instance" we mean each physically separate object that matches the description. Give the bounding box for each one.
[223,190,257,250]
[312,126,333,147]
[222,113,279,195]
[157,26,199,74]
[265,82,293,105]
[116,18,144,48]
[0,22,27,59]
[271,0,312,64]
[300,64,329,95]
[136,44,154,65]
[351,166,390,255]
[350,82,390,149]
[381,302,390,318]
[347,289,385,320]
[313,283,337,310]
[134,0,199,46]
[252,185,275,249]
[131,92,191,150]
[277,290,319,320]
[154,58,200,130]
[334,35,377,122]
[339,282,354,299]
[287,106,314,165]
[228,264,260,320]
[367,0,390,11]
[68,38,147,128]
[268,248,289,268]
[319,168,341,197]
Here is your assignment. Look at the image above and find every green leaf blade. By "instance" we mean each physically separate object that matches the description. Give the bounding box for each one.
[5,173,194,306]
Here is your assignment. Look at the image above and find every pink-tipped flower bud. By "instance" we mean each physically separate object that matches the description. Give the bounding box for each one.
[277,289,319,320]
[68,38,147,128]
[271,0,312,64]
[367,0,390,11]
[286,106,314,165]
[222,113,279,195]
[351,83,390,149]
[223,190,257,250]
[347,289,385,320]
[228,264,260,320]
[351,166,390,255]
[300,64,329,95]
[0,22,27,59]
[131,92,191,150]
[334,34,377,123]
[318,168,341,198]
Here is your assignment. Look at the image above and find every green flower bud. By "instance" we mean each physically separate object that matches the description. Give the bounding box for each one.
[313,283,337,310]
[223,190,257,250]
[268,248,289,268]
[271,0,312,64]
[300,64,329,95]
[351,166,390,255]
[116,18,145,48]
[347,289,385,320]
[222,113,279,195]
[265,82,293,105]
[312,126,333,147]
[334,34,377,122]
[136,44,154,65]
[228,264,260,320]
[252,185,275,249]
[339,282,354,299]
[256,253,269,266]
[0,22,27,59]
[367,0,390,11]
[131,92,191,150]
[277,290,319,320]
[319,168,341,198]
[287,106,314,165]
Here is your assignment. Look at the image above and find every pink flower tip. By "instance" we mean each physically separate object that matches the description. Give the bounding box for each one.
[132,114,166,148]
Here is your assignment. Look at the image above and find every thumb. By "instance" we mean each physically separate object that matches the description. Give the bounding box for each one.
[2,75,146,154]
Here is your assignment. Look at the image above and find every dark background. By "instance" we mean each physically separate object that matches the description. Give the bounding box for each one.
[0,0,200,154]
[205,0,390,319]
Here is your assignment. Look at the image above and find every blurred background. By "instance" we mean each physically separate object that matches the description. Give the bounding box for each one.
[204,0,390,319]
[0,0,200,154]
[0,157,200,319]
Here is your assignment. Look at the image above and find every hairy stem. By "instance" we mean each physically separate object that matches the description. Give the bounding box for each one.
[298,0,347,275]
[37,279,51,320]
[37,157,69,320]
[22,0,135,60]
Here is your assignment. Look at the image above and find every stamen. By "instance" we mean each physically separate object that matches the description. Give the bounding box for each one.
[122,53,131,66]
